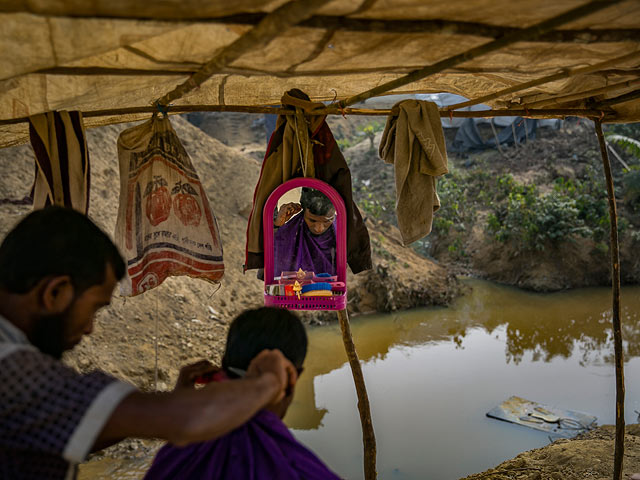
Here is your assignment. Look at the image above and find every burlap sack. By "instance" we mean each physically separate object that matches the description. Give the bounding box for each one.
[114,114,224,295]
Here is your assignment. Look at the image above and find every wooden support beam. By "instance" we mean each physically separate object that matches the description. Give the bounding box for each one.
[523,78,640,108]
[2,4,638,44]
[0,106,612,128]
[154,0,332,107]
[35,67,194,76]
[594,119,624,480]
[336,0,622,110]
[594,88,640,108]
[337,308,376,480]
[299,17,640,44]
[446,50,640,111]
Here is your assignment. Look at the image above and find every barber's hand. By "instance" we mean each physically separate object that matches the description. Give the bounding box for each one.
[246,349,298,405]
[274,203,302,227]
[174,360,219,390]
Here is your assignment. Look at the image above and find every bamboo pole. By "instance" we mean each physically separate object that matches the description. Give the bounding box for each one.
[154,0,332,107]
[5,4,638,45]
[0,106,611,128]
[524,78,640,109]
[337,308,377,480]
[594,119,624,480]
[335,0,621,110]
[446,50,640,111]
[489,119,506,157]
[595,88,640,108]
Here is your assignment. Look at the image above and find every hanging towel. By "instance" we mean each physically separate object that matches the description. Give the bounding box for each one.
[114,114,224,296]
[245,89,372,274]
[27,111,90,213]
[379,100,449,245]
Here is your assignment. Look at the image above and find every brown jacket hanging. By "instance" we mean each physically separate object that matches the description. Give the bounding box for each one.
[245,89,372,274]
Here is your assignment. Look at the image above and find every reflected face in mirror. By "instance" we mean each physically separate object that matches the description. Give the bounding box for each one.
[273,187,337,277]
[303,208,336,236]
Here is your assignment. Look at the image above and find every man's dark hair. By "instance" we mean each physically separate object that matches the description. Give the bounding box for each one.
[222,307,307,376]
[0,206,126,294]
[300,187,334,216]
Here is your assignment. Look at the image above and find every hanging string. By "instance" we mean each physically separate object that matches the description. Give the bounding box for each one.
[294,114,307,177]
[207,281,222,300]
[154,292,159,392]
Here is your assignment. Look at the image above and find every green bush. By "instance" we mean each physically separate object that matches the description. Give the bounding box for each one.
[432,169,474,237]
[487,180,592,252]
[552,171,609,241]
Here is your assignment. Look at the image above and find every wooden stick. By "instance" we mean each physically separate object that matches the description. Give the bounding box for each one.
[4,4,638,45]
[0,106,611,127]
[35,66,195,76]
[594,119,624,480]
[337,308,377,480]
[594,88,640,108]
[335,0,621,109]
[606,142,631,171]
[154,0,332,107]
[524,78,640,108]
[446,50,640,111]
[489,119,506,157]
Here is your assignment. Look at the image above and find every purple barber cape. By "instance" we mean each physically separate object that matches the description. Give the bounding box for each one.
[144,409,341,480]
[273,212,336,277]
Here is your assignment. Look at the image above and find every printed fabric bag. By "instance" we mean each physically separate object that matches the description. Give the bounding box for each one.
[114,114,224,295]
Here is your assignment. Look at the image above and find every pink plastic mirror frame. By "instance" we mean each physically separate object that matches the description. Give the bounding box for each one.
[263,178,347,310]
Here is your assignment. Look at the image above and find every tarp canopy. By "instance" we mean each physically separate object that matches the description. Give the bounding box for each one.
[1,0,639,148]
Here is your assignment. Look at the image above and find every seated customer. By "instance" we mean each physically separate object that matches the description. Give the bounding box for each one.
[274,187,336,276]
[144,307,340,480]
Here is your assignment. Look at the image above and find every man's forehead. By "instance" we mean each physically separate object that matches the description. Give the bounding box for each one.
[305,210,335,221]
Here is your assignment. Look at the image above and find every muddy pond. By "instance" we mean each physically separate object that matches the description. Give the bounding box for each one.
[80,278,640,479]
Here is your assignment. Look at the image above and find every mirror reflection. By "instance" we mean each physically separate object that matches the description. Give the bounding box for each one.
[273,187,337,279]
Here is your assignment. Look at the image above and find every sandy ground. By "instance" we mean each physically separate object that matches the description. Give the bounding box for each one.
[462,425,640,480]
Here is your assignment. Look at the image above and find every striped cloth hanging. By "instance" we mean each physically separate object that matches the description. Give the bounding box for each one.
[28,111,90,213]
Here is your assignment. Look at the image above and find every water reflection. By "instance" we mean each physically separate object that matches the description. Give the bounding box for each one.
[80,279,640,479]
[286,279,640,430]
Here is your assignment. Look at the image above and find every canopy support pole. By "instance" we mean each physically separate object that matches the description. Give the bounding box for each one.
[595,89,640,109]
[447,51,640,111]
[154,0,332,107]
[335,0,620,110]
[0,107,611,129]
[337,308,376,480]
[523,78,640,109]
[594,119,624,480]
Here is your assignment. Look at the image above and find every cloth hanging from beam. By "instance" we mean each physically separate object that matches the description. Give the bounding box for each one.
[244,89,372,274]
[28,111,90,213]
[114,113,224,296]
[379,100,449,245]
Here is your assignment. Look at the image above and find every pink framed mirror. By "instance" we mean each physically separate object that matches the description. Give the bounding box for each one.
[263,178,347,310]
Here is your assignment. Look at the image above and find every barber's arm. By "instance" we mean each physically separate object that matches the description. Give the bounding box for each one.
[93,349,296,449]
[274,202,302,227]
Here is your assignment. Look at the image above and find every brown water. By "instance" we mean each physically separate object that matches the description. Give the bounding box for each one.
[80,279,640,479]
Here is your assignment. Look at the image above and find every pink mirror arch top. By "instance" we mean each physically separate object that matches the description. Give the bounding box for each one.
[263,178,347,310]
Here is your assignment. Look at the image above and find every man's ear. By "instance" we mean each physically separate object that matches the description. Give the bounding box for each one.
[40,276,75,314]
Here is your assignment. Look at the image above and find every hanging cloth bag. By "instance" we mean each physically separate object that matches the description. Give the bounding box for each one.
[114,114,224,296]
[28,110,90,213]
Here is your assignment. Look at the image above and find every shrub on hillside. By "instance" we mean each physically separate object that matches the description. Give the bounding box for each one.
[487,187,592,252]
